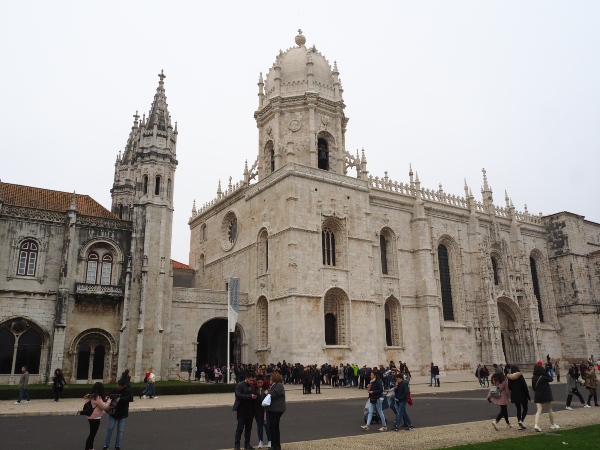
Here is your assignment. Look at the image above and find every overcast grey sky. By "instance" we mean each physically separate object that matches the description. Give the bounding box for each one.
[2,1,599,263]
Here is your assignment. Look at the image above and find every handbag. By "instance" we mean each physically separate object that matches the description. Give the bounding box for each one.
[79,400,94,416]
[489,386,501,399]
[261,394,272,407]
[407,392,413,406]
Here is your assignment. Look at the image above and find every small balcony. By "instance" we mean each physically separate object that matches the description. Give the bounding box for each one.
[75,283,125,301]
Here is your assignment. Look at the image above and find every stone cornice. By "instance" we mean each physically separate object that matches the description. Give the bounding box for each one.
[245,163,368,201]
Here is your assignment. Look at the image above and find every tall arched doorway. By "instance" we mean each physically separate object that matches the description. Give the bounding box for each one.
[196,319,243,368]
[70,329,116,383]
[497,300,524,365]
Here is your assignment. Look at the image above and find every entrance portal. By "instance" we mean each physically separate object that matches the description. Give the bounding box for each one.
[196,319,242,368]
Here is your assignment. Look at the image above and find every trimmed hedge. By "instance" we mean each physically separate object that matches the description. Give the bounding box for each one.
[0,381,235,401]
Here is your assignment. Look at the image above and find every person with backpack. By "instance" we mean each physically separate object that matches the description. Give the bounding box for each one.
[532,361,559,432]
[84,382,110,450]
[102,378,134,450]
[506,365,530,429]
[487,372,511,430]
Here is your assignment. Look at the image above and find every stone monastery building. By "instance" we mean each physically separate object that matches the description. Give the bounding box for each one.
[1,31,599,384]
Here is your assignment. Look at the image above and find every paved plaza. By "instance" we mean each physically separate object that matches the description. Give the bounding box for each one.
[1,373,599,449]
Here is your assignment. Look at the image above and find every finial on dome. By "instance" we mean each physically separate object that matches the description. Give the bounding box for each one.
[295,29,306,46]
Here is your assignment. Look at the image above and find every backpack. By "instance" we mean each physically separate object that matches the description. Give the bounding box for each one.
[489,386,502,399]
[79,400,94,416]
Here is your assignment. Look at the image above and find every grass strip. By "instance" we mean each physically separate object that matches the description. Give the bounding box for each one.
[445,423,600,449]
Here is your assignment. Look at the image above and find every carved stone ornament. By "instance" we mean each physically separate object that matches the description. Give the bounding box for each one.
[266,126,272,136]
[288,119,301,132]
[220,211,238,251]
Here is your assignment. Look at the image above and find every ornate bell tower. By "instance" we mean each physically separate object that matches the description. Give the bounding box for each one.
[254,30,349,179]
[115,71,178,381]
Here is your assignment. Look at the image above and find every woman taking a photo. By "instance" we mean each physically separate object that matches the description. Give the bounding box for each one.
[84,382,110,450]
[266,371,286,450]
[487,372,511,430]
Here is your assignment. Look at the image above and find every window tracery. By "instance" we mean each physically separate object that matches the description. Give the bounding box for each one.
[17,240,38,277]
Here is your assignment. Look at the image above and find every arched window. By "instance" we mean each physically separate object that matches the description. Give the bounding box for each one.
[86,253,99,284]
[491,257,499,285]
[15,329,42,374]
[0,321,43,375]
[77,344,90,379]
[264,141,275,175]
[0,328,15,374]
[167,178,172,199]
[380,235,388,275]
[324,288,349,346]
[92,345,105,379]
[256,297,269,349]
[201,224,207,241]
[118,204,123,219]
[438,244,455,321]
[324,313,337,345]
[198,254,205,276]
[142,175,148,195]
[258,229,269,273]
[385,297,402,346]
[385,318,392,346]
[530,257,544,322]
[100,255,113,285]
[155,176,161,196]
[270,148,275,173]
[322,227,336,266]
[318,138,329,170]
[17,241,38,276]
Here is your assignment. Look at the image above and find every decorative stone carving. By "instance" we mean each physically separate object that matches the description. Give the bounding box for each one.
[288,119,301,132]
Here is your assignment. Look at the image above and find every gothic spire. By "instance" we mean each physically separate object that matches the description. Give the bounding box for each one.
[145,69,171,134]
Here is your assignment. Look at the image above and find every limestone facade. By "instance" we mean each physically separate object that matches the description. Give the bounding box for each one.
[1,31,599,385]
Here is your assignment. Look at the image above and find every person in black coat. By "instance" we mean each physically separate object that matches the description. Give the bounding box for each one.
[233,371,257,450]
[313,368,321,394]
[506,364,530,429]
[52,368,67,402]
[532,362,559,432]
[102,379,134,450]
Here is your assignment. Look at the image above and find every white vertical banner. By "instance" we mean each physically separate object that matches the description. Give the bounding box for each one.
[228,277,240,332]
[227,277,240,384]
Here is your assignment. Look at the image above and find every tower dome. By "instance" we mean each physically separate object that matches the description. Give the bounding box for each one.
[263,30,340,102]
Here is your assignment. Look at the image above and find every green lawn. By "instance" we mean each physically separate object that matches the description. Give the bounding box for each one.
[0,380,235,399]
[446,424,600,449]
